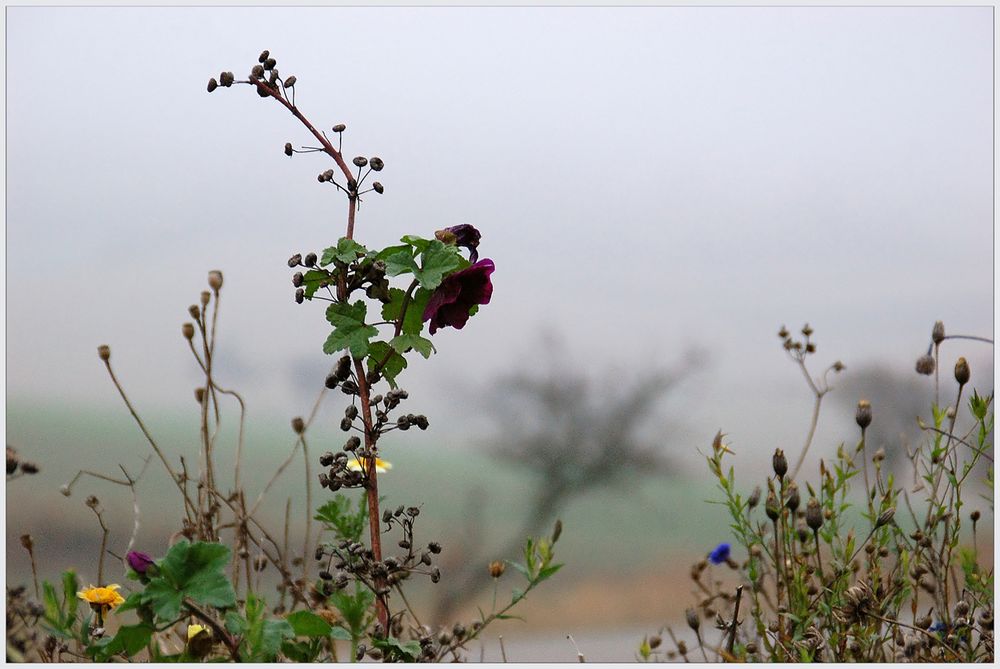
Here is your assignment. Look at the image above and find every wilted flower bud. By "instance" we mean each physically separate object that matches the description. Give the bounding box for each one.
[772,448,787,479]
[372,181,384,194]
[369,157,384,171]
[97,345,111,362]
[207,78,218,92]
[353,156,368,168]
[747,486,761,509]
[875,507,896,528]
[685,608,700,631]
[291,416,305,434]
[284,75,296,87]
[785,482,800,513]
[954,357,970,385]
[915,355,935,375]
[932,321,945,344]
[552,518,563,543]
[855,400,872,430]
[806,497,823,531]
[332,123,346,133]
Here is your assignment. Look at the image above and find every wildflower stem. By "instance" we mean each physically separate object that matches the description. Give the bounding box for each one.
[726,584,744,654]
[301,431,313,587]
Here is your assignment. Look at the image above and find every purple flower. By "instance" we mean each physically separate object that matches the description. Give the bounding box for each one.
[423,259,494,335]
[708,543,730,565]
[436,224,481,263]
[126,550,155,575]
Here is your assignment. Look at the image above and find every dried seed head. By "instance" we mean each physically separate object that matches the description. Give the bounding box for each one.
[353,156,368,168]
[685,608,700,631]
[251,64,264,78]
[263,57,276,70]
[332,123,346,133]
[291,416,305,434]
[932,320,945,344]
[747,486,761,509]
[19,534,33,551]
[373,181,384,194]
[208,270,223,292]
[292,272,303,288]
[253,555,268,572]
[369,157,384,171]
[207,78,218,93]
[97,345,111,362]
[785,482,800,512]
[765,490,780,521]
[772,448,787,479]
[188,304,201,320]
[59,484,72,497]
[85,495,100,510]
[802,323,813,337]
[284,75,296,87]
[855,400,872,430]
[805,343,816,354]
[200,291,211,307]
[195,387,206,404]
[649,635,662,650]
[778,325,789,338]
[304,253,318,267]
[806,497,823,531]
[219,71,235,87]
[258,50,270,63]
[875,507,896,528]
[954,357,970,385]
[970,510,981,522]
[288,253,303,267]
[284,142,293,157]
[488,560,505,578]
[295,288,304,304]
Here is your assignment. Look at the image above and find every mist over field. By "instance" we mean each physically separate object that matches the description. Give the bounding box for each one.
[6,5,994,660]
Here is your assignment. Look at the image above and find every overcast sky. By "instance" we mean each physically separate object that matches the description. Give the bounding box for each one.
[6,6,993,472]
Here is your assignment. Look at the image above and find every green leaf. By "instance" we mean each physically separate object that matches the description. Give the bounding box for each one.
[116,592,144,615]
[88,623,154,661]
[285,610,332,638]
[537,563,563,582]
[42,581,61,627]
[376,244,413,262]
[366,340,407,387]
[324,301,378,358]
[281,640,315,663]
[391,334,434,359]
[330,625,353,641]
[302,269,334,299]
[321,238,368,266]
[225,611,247,636]
[400,234,432,254]
[511,587,525,603]
[384,249,419,277]
[62,570,79,620]
[314,493,368,542]
[381,287,432,336]
[328,586,374,636]
[142,541,236,621]
[413,240,463,290]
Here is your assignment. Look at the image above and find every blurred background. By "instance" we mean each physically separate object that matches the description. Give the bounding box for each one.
[6,5,994,661]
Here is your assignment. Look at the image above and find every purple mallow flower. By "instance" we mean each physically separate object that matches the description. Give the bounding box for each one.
[423,259,494,335]
[126,550,155,575]
[436,224,481,263]
[708,543,731,565]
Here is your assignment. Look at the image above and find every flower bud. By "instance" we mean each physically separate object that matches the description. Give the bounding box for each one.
[915,355,935,375]
[805,497,823,531]
[207,78,218,92]
[855,400,872,430]
[332,123,346,132]
[875,507,896,528]
[284,75,296,87]
[685,608,700,631]
[932,321,945,344]
[97,345,111,362]
[126,550,155,575]
[291,416,305,434]
[772,448,787,479]
[954,357,970,385]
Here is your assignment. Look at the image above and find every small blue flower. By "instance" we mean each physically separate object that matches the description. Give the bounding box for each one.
[929,621,947,635]
[708,543,731,565]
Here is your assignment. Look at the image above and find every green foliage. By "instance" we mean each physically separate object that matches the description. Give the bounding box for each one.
[381,286,432,336]
[40,570,81,640]
[321,238,368,266]
[226,594,294,662]
[139,541,236,621]
[87,623,154,662]
[314,492,368,543]
[366,340,407,387]
[323,300,379,358]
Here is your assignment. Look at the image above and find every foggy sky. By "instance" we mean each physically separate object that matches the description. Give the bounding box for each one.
[6,6,993,472]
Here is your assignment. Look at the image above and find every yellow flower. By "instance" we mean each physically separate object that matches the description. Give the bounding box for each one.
[77,584,125,609]
[187,624,208,641]
[346,457,391,473]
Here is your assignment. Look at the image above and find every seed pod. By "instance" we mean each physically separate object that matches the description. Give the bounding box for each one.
[344,436,360,451]
[304,252,317,267]
[332,123,346,132]
[747,486,761,509]
[263,57,276,70]
[291,416,305,434]
[195,387,205,404]
[971,510,981,522]
[288,253,302,267]
[932,321,945,344]
[855,400,872,430]
[428,542,442,554]
[97,345,111,362]
[802,323,813,337]
[369,157,384,171]
[353,156,368,168]
[251,64,264,78]
[284,75,296,87]
[372,181,384,194]
[207,78,218,92]
[258,50,270,63]
[200,291,210,307]
[345,405,359,420]
[219,71,235,87]
[785,482,800,513]
[765,490,780,521]
[954,357,970,385]
[292,272,304,288]
[430,567,440,583]
[772,448,787,479]
[284,142,293,157]
[914,354,935,376]
[806,497,823,531]
[295,288,304,304]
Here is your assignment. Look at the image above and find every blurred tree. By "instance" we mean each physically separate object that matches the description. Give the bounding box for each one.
[432,334,702,622]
